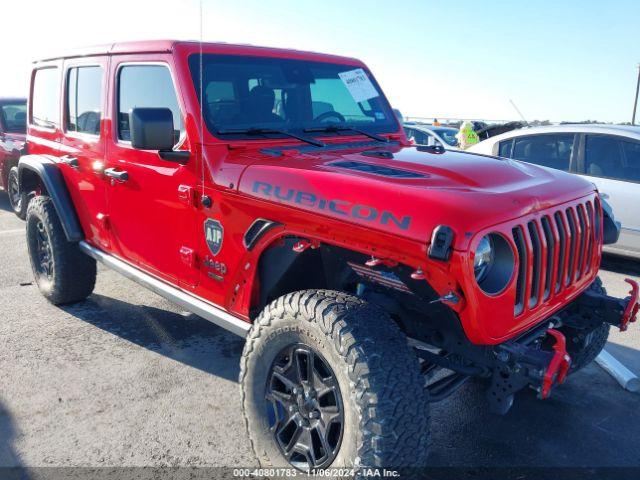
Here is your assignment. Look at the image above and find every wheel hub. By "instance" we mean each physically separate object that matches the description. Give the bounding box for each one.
[265,344,344,469]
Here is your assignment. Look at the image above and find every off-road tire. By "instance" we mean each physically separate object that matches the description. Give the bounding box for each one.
[7,166,28,220]
[565,277,610,373]
[26,196,96,305]
[240,289,430,472]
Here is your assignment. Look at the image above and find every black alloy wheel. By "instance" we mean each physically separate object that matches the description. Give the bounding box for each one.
[34,219,54,279]
[265,344,344,469]
[8,170,21,210]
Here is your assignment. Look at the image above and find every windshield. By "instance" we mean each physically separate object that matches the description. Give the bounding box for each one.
[432,128,459,147]
[1,101,27,133]
[189,54,398,140]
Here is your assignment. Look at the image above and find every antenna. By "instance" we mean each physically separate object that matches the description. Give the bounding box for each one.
[199,0,207,205]
[509,99,528,125]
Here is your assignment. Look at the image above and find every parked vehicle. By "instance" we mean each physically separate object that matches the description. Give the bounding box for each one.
[0,97,27,218]
[18,41,638,472]
[404,123,460,149]
[469,125,640,258]
[476,120,525,140]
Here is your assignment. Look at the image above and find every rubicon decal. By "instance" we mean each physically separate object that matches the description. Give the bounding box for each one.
[252,181,411,230]
[204,219,224,256]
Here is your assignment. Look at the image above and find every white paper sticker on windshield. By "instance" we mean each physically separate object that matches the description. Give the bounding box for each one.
[338,68,379,103]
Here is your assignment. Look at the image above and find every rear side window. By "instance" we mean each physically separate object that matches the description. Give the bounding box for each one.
[586,135,640,182]
[117,65,183,144]
[66,66,103,135]
[498,139,513,157]
[585,135,623,179]
[32,68,60,128]
[511,134,574,171]
[621,141,640,181]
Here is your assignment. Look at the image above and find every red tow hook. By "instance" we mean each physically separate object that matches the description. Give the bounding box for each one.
[541,329,572,399]
[620,279,640,332]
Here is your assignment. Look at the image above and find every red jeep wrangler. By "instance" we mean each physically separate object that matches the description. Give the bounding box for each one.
[0,97,27,218]
[19,41,639,471]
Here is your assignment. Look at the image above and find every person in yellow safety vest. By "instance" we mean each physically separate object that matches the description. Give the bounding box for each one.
[456,120,479,149]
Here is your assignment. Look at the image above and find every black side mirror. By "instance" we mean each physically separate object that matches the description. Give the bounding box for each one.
[129,108,190,164]
[130,107,174,150]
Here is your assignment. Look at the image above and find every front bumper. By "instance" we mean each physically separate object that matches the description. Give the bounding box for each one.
[486,278,639,414]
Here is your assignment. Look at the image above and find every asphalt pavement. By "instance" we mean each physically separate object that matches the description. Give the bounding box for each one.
[0,191,639,478]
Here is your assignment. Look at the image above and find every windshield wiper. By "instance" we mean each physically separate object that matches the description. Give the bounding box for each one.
[216,127,326,148]
[304,125,390,143]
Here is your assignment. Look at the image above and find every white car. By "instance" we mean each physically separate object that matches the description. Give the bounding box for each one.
[403,124,460,150]
[468,124,640,258]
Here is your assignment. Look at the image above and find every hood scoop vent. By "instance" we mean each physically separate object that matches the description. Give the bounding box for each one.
[328,160,428,179]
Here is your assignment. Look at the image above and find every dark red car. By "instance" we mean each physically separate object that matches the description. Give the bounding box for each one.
[17,41,639,472]
[0,97,27,218]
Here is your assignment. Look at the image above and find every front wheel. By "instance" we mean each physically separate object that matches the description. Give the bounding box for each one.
[7,166,28,219]
[26,196,96,305]
[240,290,430,472]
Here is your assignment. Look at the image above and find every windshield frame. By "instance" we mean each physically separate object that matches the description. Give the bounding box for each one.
[188,54,401,143]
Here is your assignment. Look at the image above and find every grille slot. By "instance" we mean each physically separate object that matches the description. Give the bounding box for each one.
[527,221,542,308]
[576,205,588,278]
[554,212,567,291]
[511,199,600,316]
[513,226,527,316]
[540,217,554,301]
[585,202,594,273]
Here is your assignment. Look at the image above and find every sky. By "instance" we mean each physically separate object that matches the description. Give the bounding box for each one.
[2,0,639,123]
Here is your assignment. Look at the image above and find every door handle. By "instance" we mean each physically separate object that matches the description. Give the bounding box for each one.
[60,155,79,168]
[104,168,129,182]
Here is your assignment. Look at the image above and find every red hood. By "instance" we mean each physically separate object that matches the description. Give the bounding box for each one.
[235,144,596,250]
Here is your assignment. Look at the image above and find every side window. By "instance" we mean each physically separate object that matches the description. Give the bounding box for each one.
[498,139,513,157]
[117,65,183,145]
[621,141,640,181]
[407,129,427,145]
[512,134,574,171]
[585,135,624,180]
[66,66,103,135]
[32,68,60,128]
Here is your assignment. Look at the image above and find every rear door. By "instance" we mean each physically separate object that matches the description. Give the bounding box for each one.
[105,57,199,287]
[578,134,640,256]
[59,59,110,249]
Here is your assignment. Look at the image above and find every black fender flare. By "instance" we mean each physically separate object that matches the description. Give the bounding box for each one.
[18,155,84,242]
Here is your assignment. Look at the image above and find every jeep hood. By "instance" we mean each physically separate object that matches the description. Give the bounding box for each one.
[236,145,596,250]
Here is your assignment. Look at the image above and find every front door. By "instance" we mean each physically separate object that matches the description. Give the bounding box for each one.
[580,134,640,256]
[106,58,199,287]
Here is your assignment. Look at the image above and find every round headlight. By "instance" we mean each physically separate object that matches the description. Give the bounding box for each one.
[474,235,494,282]
[473,233,515,295]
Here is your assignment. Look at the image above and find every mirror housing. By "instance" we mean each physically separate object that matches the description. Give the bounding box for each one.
[129,107,175,151]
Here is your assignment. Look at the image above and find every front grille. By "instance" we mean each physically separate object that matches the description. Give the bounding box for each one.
[512,197,602,316]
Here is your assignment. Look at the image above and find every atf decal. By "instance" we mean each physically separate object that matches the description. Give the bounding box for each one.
[251,181,412,230]
[204,219,224,256]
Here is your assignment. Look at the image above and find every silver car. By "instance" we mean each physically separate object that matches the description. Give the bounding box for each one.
[468,125,640,258]
[403,124,460,150]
